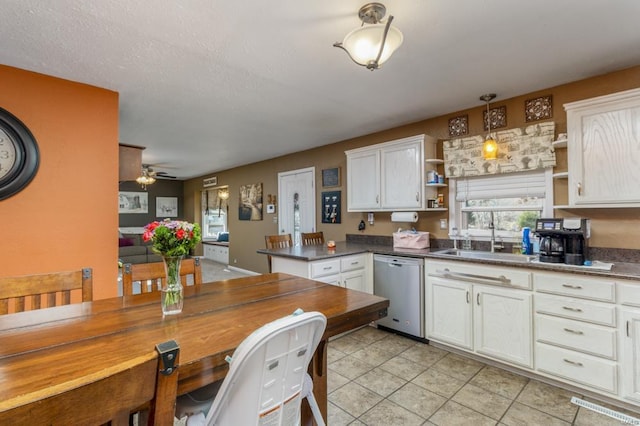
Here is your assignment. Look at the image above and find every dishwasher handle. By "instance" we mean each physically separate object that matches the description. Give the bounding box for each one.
[430,268,512,286]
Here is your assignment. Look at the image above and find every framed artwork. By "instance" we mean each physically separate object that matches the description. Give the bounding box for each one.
[239,182,263,221]
[156,196,178,217]
[525,95,553,122]
[322,167,341,187]
[321,191,341,224]
[118,191,148,214]
[448,115,469,137]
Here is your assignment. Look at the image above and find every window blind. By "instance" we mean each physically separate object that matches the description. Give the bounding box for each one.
[455,170,546,202]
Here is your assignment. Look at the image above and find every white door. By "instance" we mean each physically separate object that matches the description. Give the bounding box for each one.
[278,167,316,246]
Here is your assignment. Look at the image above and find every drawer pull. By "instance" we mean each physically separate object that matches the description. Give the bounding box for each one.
[562,284,583,290]
[350,262,359,265]
[563,358,584,367]
[562,306,583,313]
[323,266,333,270]
[563,327,584,335]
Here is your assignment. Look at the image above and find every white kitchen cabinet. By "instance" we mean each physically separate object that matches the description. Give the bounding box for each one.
[425,260,533,367]
[474,285,533,368]
[346,134,431,211]
[621,309,640,402]
[565,88,640,207]
[271,253,373,294]
[203,243,229,264]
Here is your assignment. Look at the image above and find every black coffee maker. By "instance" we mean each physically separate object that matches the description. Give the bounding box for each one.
[534,218,590,265]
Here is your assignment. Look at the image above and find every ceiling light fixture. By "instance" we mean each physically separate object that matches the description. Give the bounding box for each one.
[480,93,498,160]
[135,168,156,189]
[333,2,403,70]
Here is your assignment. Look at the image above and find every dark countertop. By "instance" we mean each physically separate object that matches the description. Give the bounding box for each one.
[202,240,229,247]
[257,242,640,281]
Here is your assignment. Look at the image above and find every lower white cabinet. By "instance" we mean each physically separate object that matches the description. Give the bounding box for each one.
[271,253,372,294]
[203,244,229,264]
[425,261,533,368]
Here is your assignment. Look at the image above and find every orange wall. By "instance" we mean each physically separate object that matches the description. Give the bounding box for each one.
[0,65,119,299]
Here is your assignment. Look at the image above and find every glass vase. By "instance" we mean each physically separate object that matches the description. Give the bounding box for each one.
[161,255,184,315]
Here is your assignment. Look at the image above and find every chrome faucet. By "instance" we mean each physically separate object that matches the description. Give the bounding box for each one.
[489,211,504,252]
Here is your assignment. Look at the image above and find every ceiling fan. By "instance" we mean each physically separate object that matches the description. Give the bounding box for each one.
[142,165,177,180]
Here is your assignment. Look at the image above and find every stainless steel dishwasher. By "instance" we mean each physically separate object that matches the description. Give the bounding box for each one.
[374,254,424,338]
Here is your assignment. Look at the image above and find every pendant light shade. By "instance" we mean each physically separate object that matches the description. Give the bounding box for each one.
[334,3,403,70]
[480,94,498,160]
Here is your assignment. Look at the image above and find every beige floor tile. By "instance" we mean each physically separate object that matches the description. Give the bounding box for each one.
[327,345,348,364]
[516,380,578,423]
[328,369,350,394]
[328,382,383,418]
[469,365,529,400]
[432,352,485,382]
[351,343,400,366]
[379,354,428,381]
[411,367,465,398]
[501,401,571,426]
[375,332,416,352]
[452,383,512,420]
[354,367,407,397]
[399,342,448,367]
[329,335,370,355]
[327,402,355,426]
[329,355,374,380]
[388,382,447,419]
[429,400,498,426]
[359,399,425,426]
[348,325,389,344]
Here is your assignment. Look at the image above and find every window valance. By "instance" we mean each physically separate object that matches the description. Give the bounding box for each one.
[443,121,556,178]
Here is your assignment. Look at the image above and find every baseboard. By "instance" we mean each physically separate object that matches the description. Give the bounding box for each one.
[226,265,260,276]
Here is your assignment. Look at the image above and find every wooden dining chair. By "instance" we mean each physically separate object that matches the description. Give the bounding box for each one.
[0,268,93,315]
[0,340,180,426]
[122,257,202,296]
[265,234,292,273]
[301,231,325,246]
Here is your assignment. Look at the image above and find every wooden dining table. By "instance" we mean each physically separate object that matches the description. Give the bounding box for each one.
[0,272,389,424]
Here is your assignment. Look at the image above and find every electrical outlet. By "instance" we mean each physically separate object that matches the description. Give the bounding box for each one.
[440,219,448,230]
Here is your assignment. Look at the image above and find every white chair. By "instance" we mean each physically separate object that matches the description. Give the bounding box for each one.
[176,309,327,426]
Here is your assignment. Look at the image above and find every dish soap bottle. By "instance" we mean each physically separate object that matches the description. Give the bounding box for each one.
[521,227,532,255]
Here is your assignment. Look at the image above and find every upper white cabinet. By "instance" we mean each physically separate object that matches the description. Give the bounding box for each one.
[565,88,640,207]
[346,134,432,211]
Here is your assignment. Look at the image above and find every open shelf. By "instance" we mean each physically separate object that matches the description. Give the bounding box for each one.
[553,171,568,179]
[426,183,447,188]
[424,207,447,212]
[425,158,444,164]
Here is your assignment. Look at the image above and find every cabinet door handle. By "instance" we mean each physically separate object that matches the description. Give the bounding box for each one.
[376,195,379,204]
[628,320,631,338]
[416,192,419,202]
[466,291,470,304]
[476,293,480,306]
[563,327,584,335]
[562,306,583,313]
[563,358,583,367]
[562,284,583,290]
[577,182,582,196]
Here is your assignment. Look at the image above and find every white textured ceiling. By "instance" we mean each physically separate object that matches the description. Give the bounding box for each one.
[1,1,640,179]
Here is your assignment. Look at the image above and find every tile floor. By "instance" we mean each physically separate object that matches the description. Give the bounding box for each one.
[327,326,638,426]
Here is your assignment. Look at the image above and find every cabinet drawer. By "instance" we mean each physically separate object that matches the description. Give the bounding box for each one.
[341,254,367,272]
[427,260,532,290]
[536,343,617,394]
[536,315,616,359]
[535,293,616,326]
[534,272,615,302]
[618,282,640,307]
[310,259,341,278]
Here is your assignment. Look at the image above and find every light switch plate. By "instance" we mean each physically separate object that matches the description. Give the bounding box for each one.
[440,219,447,230]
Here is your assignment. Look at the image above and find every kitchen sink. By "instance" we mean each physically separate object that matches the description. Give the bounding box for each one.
[431,248,537,264]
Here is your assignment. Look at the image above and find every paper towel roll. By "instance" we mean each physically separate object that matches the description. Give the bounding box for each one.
[391,212,418,223]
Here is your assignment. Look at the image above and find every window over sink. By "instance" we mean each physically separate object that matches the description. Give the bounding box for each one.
[449,169,553,241]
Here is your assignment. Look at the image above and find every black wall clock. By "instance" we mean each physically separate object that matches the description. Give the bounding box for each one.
[0,107,40,201]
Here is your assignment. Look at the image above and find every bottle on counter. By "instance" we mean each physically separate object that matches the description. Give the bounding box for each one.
[522,227,532,255]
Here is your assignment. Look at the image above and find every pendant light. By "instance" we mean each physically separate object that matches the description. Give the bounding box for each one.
[480,94,498,160]
[333,3,403,70]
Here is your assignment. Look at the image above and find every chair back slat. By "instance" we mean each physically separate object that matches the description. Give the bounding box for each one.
[264,234,293,273]
[0,268,93,315]
[301,232,325,246]
[122,258,202,296]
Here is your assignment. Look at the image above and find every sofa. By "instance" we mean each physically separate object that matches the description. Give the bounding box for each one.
[118,233,163,264]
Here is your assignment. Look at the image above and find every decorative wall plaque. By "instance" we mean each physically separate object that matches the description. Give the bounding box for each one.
[525,95,553,122]
[483,106,507,131]
[448,115,469,137]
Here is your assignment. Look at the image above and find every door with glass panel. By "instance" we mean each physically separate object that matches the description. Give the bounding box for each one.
[278,167,315,246]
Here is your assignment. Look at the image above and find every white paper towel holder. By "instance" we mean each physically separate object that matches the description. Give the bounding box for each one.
[390,212,418,223]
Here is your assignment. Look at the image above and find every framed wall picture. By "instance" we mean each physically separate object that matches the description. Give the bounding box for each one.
[118,191,148,214]
[239,182,263,221]
[156,196,178,217]
[321,191,341,224]
[322,167,340,187]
